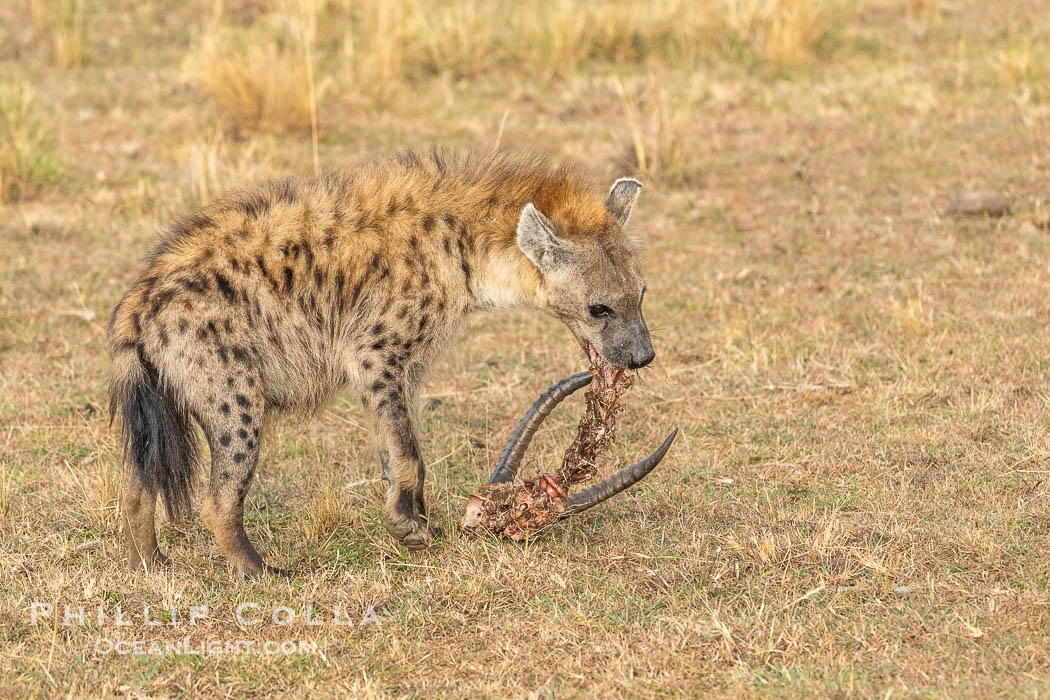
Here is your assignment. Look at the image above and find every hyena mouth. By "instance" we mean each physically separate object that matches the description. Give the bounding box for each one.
[459,354,678,539]
[587,342,618,389]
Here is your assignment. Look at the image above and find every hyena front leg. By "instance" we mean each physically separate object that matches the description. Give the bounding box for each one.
[367,385,431,550]
[378,449,391,484]
[197,389,282,578]
[378,447,426,516]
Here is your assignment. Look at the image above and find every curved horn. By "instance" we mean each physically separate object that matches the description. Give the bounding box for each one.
[562,428,678,515]
[487,372,593,484]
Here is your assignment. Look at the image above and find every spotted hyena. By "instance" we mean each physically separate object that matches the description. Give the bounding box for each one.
[108,151,655,577]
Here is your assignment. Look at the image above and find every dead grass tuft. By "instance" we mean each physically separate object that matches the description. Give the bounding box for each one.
[29,0,86,68]
[193,39,313,134]
[998,37,1049,103]
[191,1,326,133]
[705,0,846,74]
[340,0,418,102]
[301,489,345,541]
[52,0,85,68]
[184,125,275,205]
[513,0,685,77]
[613,73,696,185]
[761,0,843,74]
[890,280,933,337]
[85,457,121,533]
[0,81,60,203]
[903,0,941,22]
[416,0,496,78]
[0,463,11,532]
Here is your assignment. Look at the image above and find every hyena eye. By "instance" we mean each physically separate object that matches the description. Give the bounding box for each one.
[588,304,612,318]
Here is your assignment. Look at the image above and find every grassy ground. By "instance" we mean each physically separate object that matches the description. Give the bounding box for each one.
[3,0,1050,696]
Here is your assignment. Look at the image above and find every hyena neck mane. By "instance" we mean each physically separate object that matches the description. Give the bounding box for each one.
[380,150,619,312]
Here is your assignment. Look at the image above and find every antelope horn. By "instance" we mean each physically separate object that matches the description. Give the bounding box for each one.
[487,371,593,484]
[561,428,678,515]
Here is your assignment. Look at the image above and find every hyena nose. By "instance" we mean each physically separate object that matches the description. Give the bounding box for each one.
[628,348,655,369]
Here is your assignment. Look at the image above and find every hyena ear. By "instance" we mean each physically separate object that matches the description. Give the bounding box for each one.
[517,203,574,273]
[606,178,642,226]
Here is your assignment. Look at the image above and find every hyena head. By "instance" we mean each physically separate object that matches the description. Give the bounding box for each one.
[516,178,655,369]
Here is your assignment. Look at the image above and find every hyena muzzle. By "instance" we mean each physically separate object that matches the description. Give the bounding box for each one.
[108,151,656,577]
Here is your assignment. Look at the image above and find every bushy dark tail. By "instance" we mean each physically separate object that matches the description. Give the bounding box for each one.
[109,342,199,520]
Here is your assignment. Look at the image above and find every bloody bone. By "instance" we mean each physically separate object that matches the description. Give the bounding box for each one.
[460,355,677,540]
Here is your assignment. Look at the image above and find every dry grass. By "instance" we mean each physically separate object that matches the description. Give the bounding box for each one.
[998,37,1050,103]
[339,0,418,101]
[52,0,86,68]
[184,125,276,205]
[759,0,843,74]
[333,0,850,100]
[301,489,348,542]
[29,0,86,68]
[191,0,325,133]
[189,0,850,116]
[0,81,60,203]
[0,462,11,532]
[613,73,696,185]
[193,39,315,134]
[4,0,1050,696]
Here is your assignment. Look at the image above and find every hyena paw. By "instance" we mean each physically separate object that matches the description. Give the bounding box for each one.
[384,512,433,551]
[128,548,169,573]
[239,560,292,581]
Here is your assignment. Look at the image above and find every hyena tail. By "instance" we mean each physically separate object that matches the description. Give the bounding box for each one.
[109,336,199,521]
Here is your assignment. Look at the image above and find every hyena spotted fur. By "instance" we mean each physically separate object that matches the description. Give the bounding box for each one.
[108,150,655,577]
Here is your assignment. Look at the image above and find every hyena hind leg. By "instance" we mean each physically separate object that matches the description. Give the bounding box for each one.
[197,391,286,579]
[123,471,168,572]
[366,391,432,550]
[379,449,391,484]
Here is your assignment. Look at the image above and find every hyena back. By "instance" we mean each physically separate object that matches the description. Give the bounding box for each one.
[108,151,655,576]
